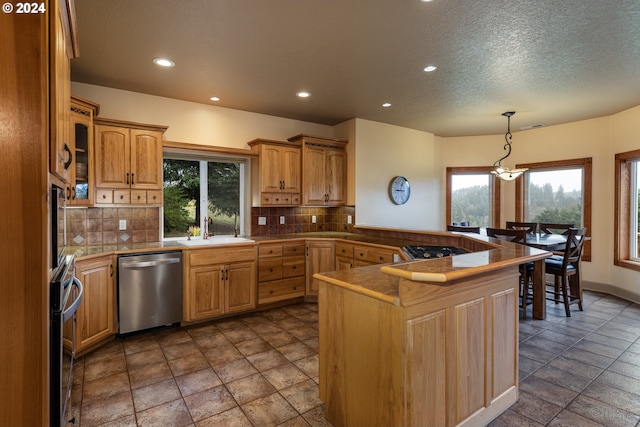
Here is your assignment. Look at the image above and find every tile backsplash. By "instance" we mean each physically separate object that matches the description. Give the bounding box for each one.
[250,206,355,236]
[65,205,355,255]
[67,207,161,247]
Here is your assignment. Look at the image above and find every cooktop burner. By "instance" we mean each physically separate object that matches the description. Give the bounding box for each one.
[404,245,467,259]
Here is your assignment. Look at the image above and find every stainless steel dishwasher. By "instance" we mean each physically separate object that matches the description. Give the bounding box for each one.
[118,251,182,334]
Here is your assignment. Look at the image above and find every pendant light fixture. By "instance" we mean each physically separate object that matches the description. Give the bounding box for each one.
[491,111,528,181]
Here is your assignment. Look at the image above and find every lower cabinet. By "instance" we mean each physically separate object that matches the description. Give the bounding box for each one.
[335,241,399,270]
[305,240,336,297]
[183,245,257,322]
[258,241,305,304]
[66,255,116,356]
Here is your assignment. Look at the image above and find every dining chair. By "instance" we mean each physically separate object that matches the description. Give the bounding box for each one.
[506,221,538,234]
[545,227,587,317]
[539,222,575,235]
[447,225,480,233]
[486,228,532,318]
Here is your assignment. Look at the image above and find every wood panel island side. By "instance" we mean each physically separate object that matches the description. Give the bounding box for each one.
[314,234,550,427]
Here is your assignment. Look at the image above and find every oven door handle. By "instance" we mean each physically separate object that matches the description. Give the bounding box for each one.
[62,278,83,322]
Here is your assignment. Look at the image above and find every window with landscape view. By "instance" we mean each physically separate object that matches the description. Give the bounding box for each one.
[615,149,640,270]
[163,157,245,238]
[516,158,592,261]
[446,167,500,228]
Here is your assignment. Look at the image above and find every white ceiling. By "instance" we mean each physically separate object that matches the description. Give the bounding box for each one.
[71,0,640,137]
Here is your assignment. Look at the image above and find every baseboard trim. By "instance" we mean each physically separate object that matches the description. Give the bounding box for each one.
[583,280,640,305]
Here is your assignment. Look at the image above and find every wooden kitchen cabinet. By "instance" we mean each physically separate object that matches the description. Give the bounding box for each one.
[335,241,399,270]
[69,255,117,357]
[183,245,257,322]
[68,96,99,206]
[288,134,347,206]
[258,241,305,304]
[248,139,302,206]
[317,267,519,427]
[305,240,335,297]
[50,0,79,182]
[94,118,167,206]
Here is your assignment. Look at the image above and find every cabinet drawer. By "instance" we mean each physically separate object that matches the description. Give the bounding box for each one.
[131,190,146,204]
[279,193,301,205]
[114,190,130,204]
[188,246,256,266]
[259,258,282,282]
[282,256,305,278]
[336,242,354,258]
[261,193,285,205]
[283,242,304,257]
[259,277,305,304]
[259,244,283,258]
[354,247,394,264]
[96,189,113,204]
[146,190,162,205]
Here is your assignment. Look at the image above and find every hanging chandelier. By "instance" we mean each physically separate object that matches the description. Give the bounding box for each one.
[491,111,528,181]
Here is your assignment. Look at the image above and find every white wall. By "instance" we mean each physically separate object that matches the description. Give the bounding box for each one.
[71,82,333,147]
[352,119,442,230]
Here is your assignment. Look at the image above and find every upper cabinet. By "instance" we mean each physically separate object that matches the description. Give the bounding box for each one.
[288,134,348,206]
[68,95,99,206]
[50,0,79,182]
[248,139,302,206]
[93,118,167,205]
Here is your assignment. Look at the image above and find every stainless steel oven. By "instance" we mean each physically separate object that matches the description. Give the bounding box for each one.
[50,255,83,427]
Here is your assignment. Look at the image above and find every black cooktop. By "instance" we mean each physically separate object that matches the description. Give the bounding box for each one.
[404,245,467,259]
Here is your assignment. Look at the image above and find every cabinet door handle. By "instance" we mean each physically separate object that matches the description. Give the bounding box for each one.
[131,173,135,185]
[126,173,130,184]
[63,144,73,170]
[71,187,76,200]
[110,264,114,277]
[66,186,71,200]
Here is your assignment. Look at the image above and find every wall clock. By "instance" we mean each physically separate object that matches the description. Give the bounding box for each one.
[389,176,411,205]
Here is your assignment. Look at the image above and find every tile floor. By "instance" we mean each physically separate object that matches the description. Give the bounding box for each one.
[68,290,640,427]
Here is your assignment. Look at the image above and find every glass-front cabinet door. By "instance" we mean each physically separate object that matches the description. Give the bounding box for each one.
[69,96,99,206]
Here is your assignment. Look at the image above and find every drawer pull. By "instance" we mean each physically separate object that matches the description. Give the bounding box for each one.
[270,268,273,272]
[270,290,274,294]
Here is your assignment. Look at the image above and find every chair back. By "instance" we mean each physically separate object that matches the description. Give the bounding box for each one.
[486,227,526,244]
[540,222,575,235]
[559,227,587,272]
[447,225,480,233]
[506,221,537,234]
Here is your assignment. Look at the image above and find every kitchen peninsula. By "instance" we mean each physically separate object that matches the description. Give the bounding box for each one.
[314,233,550,427]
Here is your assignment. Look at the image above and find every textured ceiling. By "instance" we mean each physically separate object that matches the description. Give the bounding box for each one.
[71,0,640,137]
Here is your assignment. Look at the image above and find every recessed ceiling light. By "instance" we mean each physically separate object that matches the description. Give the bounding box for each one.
[382,102,392,108]
[210,96,220,102]
[297,91,311,98]
[420,0,434,2]
[153,57,175,67]
[423,65,437,72]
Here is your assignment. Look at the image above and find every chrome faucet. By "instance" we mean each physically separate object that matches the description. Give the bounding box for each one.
[203,217,213,239]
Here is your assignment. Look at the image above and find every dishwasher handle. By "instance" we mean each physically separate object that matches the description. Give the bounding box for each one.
[120,258,181,269]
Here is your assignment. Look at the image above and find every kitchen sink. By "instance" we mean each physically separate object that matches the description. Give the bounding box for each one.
[177,237,255,246]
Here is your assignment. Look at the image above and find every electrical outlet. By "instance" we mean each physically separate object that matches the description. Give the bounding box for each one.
[258,216,267,225]
[312,215,316,224]
[280,216,285,224]
[347,215,352,224]
[119,219,127,230]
